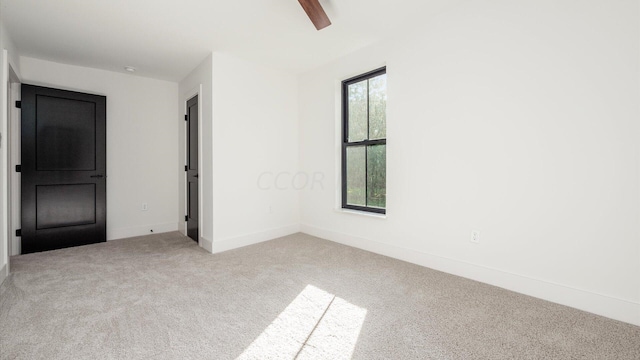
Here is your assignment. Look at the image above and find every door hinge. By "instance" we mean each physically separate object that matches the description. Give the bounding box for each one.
[15,165,21,172]
[185,215,188,221]
[15,229,21,237]
[185,165,187,171]
[185,114,188,121]
[15,101,21,108]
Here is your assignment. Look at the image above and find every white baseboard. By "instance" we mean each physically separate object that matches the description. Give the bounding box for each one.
[199,236,213,253]
[108,222,179,241]
[0,264,7,287]
[300,223,640,326]
[212,223,300,254]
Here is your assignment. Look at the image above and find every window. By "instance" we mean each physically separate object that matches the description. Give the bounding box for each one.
[342,67,387,214]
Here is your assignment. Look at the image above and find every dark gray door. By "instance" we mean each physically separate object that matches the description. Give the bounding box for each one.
[186,95,198,242]
[21,84,107,254]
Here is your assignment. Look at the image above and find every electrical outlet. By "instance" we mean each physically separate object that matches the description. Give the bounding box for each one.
[142,203,148,211]
[471,230,480,244]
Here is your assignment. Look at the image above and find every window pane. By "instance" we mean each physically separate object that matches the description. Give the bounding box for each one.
[368,74,386,140]
[346,146,366,206]
[367,144,386,208]
[348,80,368,142]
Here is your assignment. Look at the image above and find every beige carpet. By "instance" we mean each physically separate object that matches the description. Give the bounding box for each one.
[1,232,639,359]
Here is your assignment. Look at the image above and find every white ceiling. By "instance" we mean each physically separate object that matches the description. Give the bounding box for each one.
[1,0,459,81]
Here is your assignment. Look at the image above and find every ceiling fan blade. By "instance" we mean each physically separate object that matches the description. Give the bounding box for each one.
[298,0,332,30]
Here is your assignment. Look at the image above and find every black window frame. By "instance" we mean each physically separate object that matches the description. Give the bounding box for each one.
[341,67,387,214]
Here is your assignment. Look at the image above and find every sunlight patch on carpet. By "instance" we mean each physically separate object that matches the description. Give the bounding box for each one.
[237,285,367,359]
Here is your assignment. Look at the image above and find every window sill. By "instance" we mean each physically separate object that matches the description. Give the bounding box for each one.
[335,208,387,219]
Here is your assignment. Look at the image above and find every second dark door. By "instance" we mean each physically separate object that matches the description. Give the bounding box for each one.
[186,95,198,242]
[21,84,107,254]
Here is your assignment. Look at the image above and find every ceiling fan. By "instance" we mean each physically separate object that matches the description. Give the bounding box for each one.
[298,0,332,30]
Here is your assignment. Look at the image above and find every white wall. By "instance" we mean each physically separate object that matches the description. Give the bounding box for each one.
[299,0,640,325]
[19,57,179,241]
[0,22,20,76]
[209,52,300,252]
[178,54,213,251]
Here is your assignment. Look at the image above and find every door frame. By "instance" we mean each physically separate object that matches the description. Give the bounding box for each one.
[8,69,22,255]
[1,50,8,275]
[2,52,21,277]
[183,85,203,246]
[8,65,20,257]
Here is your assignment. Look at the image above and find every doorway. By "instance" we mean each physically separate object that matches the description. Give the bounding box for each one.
[186,95,198,242]
[20,85,107,253]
